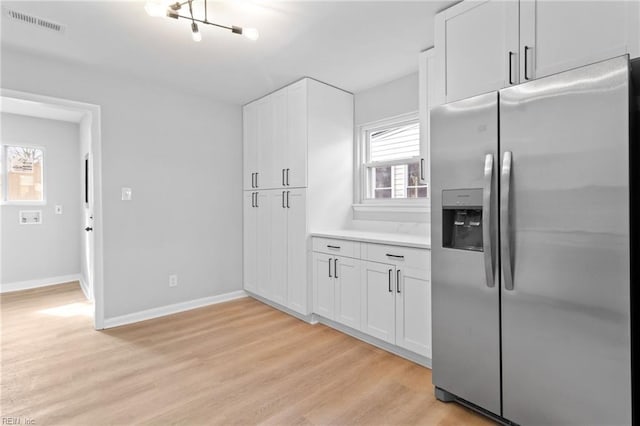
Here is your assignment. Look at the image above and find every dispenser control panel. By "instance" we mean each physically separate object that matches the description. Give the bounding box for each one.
[442,189,483,252]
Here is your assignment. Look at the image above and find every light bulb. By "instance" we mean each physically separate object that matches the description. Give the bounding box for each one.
[243,28,259,41]
[191,22,202,42]
[145,0,167,17]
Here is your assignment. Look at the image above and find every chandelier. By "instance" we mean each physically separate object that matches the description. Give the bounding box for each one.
[145,0,259,42]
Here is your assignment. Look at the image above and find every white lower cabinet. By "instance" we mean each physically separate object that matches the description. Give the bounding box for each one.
[312,239,432,360]
[313,252,362,330]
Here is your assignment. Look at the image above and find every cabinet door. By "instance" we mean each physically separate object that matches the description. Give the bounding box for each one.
[438,0,519,103]
[520,1,640,81]
[313,253,334,319]
[256,96,276,189]
[243,103,258,191]
[334,256,362,331]
[286,189,308,315]
[395,266,431,358]
[272,88,288,188]
[286,80,308,188]
[361,262,396,343]
[243,192,258,293]
[255,192,271,298]
[268,190,287,305]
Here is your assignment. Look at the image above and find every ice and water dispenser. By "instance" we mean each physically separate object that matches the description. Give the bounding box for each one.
[442,189,484,252]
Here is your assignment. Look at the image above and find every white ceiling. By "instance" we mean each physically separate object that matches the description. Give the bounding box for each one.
[0,0,455,105]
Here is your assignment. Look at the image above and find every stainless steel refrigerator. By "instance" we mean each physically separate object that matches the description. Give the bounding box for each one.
[430,55,637,425]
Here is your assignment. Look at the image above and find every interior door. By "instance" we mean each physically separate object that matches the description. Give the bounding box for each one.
[520,0,640,81]
[313,253,334,319]
[499,56,631,425]
[430,92,500,415]
[268,190,287,305]
[361,261,395,344]
[334,256,361,330]
[286,189,308,315]
[83,152,94,300]
[443,0,519,102]
[395,266,431,357]
[243,102,258,190]
[286,80,307,188]
[243,191,258,293]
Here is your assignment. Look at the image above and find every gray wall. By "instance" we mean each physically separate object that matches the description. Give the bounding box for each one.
[1,113,81,283]
[355,72,418,126]
[1,47,243,319]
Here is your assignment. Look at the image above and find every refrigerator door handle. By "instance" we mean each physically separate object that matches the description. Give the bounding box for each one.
[501,151,514,291]
[483,153,495,288]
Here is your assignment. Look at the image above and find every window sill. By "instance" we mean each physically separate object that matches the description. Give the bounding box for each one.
[352,203,431,223]
[0,201,47,206]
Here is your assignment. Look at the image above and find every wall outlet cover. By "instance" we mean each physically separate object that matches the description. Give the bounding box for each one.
[55,205,63,214]
[169,274,178,287]
[121,187,132,201]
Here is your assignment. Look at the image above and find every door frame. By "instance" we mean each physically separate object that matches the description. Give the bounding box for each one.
[1,88,105,330]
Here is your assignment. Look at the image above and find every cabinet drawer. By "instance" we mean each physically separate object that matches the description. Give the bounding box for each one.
[312,237,360,258]
[363,243,430,271]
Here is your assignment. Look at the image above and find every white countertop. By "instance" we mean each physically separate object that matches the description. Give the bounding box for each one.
[311,229,430,249]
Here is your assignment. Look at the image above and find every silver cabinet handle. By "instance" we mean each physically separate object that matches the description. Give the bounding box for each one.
[329,257,332,278]
[286,168,290,186]
[251,192,255,208]
[386,254,404,259]
[501,151,514,291]
[396,269,401,293]
[251,173,255,188]
[255,172,259,188]
[282,169,285,186]
[483,153,495,288]
[420,158,425,181]
[388,269,393,292]
[255,192,259,208]
[282,191,285,208]
[286,191,290,208]
[334,258,338,279]
[327,245,341,250]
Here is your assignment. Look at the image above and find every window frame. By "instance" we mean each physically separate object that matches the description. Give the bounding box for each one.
[356,112,427,206]
[0,143,47,206]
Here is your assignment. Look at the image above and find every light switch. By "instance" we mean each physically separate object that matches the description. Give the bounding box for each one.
[121,187,132,201]
[55,205,63,214]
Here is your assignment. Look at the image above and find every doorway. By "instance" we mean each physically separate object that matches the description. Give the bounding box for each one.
[0,89,104,329]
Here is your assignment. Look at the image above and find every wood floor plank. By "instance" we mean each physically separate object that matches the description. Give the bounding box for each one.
[1,282,493,425]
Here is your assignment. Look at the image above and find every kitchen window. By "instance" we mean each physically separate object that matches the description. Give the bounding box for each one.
[359,114,427,202]
[1,145,45,204]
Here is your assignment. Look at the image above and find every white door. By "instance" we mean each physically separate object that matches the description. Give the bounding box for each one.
[243,102,258,191]
[441,0,519,102]
[286,80,307,188]
[268,190,287,304]
[243,191,258,293]
[313,253,334,319]
[286,189,308,315]
[395,266,431,357]
[256,96,275,190]
[334,256,362,331]
[272,88,288,188]
[82,152,94,300]
[361,262,396,343]
[520,0,640,81]
[255,191,271,298]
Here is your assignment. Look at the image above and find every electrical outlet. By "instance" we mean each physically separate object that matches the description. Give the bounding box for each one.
[55,205,63,214]
[169,274,178,287]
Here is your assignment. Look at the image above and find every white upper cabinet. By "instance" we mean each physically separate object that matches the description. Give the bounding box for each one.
[435,0,519,104]
[286,80,308,188]
[243,103,258,191]
[519,0,640,81]
[433,0,640,105]
[272,89,288,188]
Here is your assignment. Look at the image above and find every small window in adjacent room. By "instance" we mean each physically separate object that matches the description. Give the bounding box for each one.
[361,116,426,201]
[1,145,45,203]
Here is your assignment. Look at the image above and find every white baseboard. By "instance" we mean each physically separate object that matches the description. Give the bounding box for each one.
[78,275,92,301]
[0,274,81,293]
[103,290,248,329]
[245,291,314,324]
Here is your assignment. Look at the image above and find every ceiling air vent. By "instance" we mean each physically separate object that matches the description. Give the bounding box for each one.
[3,7,66,34]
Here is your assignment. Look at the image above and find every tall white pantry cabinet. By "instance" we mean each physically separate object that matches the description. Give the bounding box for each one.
[243,78,354,316]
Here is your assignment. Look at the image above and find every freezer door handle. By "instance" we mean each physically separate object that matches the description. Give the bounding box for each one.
[501,151,514,291]
[483,153,495,288]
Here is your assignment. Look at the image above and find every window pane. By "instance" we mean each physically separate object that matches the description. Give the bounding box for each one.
[375,166,391,188]
[7,146,43,201]
[369,122,419,162]
[374,189,392,199]
[366,162,427,200]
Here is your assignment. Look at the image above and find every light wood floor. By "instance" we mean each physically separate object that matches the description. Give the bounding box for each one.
[1,283,492,425]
